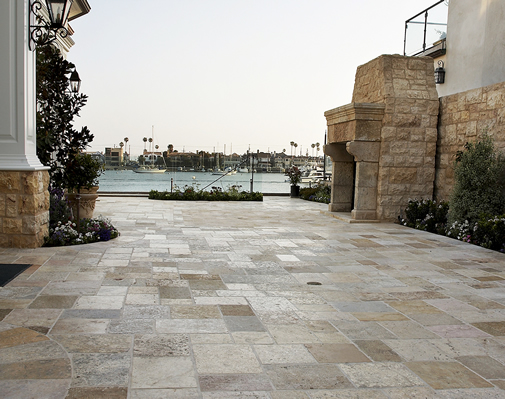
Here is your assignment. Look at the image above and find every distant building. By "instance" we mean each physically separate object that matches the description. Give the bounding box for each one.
[105,147,123,166]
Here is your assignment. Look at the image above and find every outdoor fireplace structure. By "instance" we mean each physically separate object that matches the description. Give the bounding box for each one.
[324,54,440,221]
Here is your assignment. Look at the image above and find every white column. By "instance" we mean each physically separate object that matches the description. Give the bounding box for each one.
[0,0,48,171]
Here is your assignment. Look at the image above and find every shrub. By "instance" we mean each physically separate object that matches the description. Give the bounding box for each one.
[149,185,263,201]
[399,198,449,234]
[448,134,505,226]
[300,183,331,204]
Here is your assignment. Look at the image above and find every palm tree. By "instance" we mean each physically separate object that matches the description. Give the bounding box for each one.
[167,144,174,154]
[290,141,294,157]
[311,143,316,158]
[316,142,320,158]
[282,149,286,154]
[143,137,147,153]
[293,143,298,159]
[119,142,124,165]
[148,137,153,157]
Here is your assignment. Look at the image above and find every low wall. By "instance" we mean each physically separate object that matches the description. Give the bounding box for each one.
[435,81,505,200]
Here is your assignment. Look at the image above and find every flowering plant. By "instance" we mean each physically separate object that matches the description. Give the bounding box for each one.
[285,166,302,186]
[44,215,119,246]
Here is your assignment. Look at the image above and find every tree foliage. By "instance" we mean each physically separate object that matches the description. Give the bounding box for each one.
[448,134,505,225]
[36,45,94,189]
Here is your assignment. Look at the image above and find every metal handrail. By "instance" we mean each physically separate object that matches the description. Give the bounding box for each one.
[403,0,447,56]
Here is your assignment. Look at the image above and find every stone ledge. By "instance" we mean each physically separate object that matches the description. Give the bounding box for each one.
[320,211,381,224]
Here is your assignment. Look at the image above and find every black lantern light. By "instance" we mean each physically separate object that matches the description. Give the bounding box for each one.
[69,69,81,93]
[29,0,74,50]
[434,60,446,84]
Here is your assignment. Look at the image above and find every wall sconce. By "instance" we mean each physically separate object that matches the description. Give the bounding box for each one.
[69,69,81,93]
[29,0,74,51]
[434,60,446,84]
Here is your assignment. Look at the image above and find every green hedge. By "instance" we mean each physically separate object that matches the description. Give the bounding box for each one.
[149,185,263,201]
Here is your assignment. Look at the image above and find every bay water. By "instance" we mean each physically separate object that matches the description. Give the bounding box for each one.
[97,170,294,194]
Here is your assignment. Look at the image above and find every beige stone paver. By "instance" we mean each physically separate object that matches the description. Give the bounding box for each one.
[2,196,505,397]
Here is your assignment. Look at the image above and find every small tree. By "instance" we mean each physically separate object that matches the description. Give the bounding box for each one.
[448,134,505,225]
[36,44,94,189]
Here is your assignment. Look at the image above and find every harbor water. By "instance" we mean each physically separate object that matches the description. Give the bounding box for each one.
[97,170,294,194]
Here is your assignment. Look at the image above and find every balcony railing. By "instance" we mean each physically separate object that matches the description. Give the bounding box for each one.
[403,0,448,57]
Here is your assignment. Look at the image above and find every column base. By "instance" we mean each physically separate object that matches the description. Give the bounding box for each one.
[351,209,377,221]
[0,170,50,248]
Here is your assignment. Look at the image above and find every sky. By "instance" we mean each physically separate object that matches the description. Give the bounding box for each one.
[68,0,440,158]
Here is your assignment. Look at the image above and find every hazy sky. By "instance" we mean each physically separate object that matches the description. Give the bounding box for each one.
[68,0,440,157]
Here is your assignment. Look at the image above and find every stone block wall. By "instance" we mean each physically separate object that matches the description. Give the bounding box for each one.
[0,170,50,248]
[435,81,505,200]
[353,55,440,220]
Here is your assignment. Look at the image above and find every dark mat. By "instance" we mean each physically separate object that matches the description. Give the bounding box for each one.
[0,264,31,287]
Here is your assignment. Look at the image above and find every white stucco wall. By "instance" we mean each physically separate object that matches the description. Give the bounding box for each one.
[436,0,505,97]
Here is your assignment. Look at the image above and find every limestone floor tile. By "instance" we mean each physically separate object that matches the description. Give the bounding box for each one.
[382,387,439,398]
[65,387,127,399]
[0,358,71,380]
[266,324,320,344]
[331,321,397,340]
[232,331,274,344]
[157,319,227,334]
[405,361,494,389]
[50,319,109,335]
[427,324,493,338]
[305,343,371,363]
[472,321,505,336]
[456,355,505,379]
[71,353,130,387]
[224,316,266,332]
[190,333,234,344]
[378,320,440,339]
[122,305,171,319]
[269,391,310,399]
[170,305,221,319]
[28,295,78,309]
[131,356,197,389]
[309,390,388,398]
[219,304,255,316]
[125,293,159,305]
[264,364,353,390]
[133,334,190,357]
[199,374,273,391]
[192,344,262,374]
[52,334,132,353]
[130,388,201,399]
[0,326,49,349]
[73,296,125,310]
[61,309,121,320]
[0,380,70,399]
[202,392,271,399]
[108,319,154,334]
[353,340,402,362]
[339,363,425,389]
[254,344,316,364]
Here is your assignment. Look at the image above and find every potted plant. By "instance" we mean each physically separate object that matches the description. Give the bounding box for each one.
[285,166,302,197]
[65,153,104,219]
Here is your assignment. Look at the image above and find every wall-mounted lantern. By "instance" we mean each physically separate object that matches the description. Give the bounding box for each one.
[434,60,446,84]
[69,69,81,93]
[29,0,74,50]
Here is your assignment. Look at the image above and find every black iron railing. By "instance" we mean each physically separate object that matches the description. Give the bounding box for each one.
[403,0,448,57]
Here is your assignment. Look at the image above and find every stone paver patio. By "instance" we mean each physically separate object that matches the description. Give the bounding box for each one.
[2,196,505,398]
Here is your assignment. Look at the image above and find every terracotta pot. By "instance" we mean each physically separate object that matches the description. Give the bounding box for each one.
[66,186,99,220]
[290,185,300,198]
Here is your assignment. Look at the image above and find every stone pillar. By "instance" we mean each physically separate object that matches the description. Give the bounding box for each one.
[0,1,50,248]
[324,143,354,212]
[346,141,380,220]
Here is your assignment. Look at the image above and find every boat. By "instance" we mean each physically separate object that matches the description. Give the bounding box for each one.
[134,166,167,174]
[300,169,332,183]
[133,126,166,174]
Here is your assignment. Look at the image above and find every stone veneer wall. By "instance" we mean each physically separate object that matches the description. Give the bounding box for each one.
[435,81,505,200]
[0,171,50,248]
[351,55,440,220]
